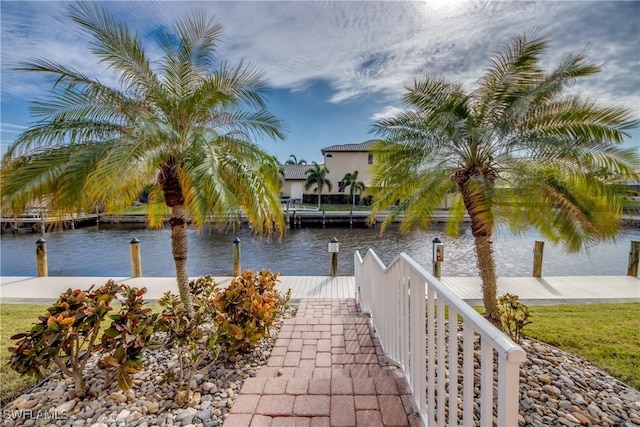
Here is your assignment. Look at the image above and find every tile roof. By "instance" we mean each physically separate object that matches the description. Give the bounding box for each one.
[321,139,381,154]
[282,164,313,180]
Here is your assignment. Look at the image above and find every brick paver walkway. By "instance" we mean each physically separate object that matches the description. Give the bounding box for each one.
[223,299,424,427]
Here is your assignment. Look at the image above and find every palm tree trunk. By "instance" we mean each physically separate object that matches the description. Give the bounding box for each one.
[170,204,195,319]
[473,233,500,326]
[457,172,501,327]
[317,190,321,209]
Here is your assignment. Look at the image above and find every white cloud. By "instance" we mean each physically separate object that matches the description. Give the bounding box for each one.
[370,106,406,122]
[1,0,638,116]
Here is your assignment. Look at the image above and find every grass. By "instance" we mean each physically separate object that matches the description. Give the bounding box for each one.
[1,304,51,405]
[523,303,640,390]
[0,302,163,405]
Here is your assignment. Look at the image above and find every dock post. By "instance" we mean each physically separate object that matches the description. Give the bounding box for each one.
[286,203,290,230]
[329,237,339,277]
[349,206,353,228]
[628,241,639,276]
[130,238,142,277]
[36,238,48,277]
[233,237,241,276]
[532,241,544,277]
[322,208,326,228]
[432,237,443,278]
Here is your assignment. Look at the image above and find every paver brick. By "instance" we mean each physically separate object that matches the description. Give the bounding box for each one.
[256,395,295,416]
[298,359,316,369]
[310,417,331,427]
[344,341,360,354]
[312,367,332,378]
[271,417,311,427]
[267,356,285,367]
[354,395,379,410]
[356,410,384,427]
[240,377,267,394]
[396,378,412,395]
[283,351,301,367]
[286,378,309,395]
[301,345,317,359]
[352,378,376,395]
[288,339,304,351]
[249,415,273,427]
[317,340,331,352]
[230,394,260,414]
[354,354,378,364]
[332,354,355,364]
[374,377,400,395]
[378,395,409,426]
[330,395,355,427]
[308,378,331,394]
[293,395,331,416]
[263,378,288,394]
[223,413,253,427]
[316,352,332,367]
[331,377,353,395]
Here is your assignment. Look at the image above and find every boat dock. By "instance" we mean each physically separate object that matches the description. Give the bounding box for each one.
[1,275,637,304]
[0,212,99,233]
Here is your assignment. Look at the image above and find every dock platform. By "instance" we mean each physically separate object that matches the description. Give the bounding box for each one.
[1,275,637,304]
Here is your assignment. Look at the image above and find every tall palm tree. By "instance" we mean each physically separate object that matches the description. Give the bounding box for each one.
[285,154,307,165]
[342,170,366,207]
[370,33,639,326]
[305,162,332,208]
[1,4,286,318]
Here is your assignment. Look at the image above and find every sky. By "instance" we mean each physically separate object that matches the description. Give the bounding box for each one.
[1,1,639,165]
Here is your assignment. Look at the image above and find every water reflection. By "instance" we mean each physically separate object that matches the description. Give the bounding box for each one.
[1,223,639,277]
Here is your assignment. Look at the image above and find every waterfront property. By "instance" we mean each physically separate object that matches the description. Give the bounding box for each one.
[2,253,638,425]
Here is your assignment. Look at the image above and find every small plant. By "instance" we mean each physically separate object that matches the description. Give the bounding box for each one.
[8,281,120,397]
[497,293,532,343]
[278,288,292,315]
[98,285,159,391]
[156,276,221,404]
[214,269,283,354]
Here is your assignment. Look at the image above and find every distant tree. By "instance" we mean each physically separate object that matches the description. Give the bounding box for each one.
[1,4,286,318]
[342,170,366,207]
[305,162,332,208]
[370,33,639,327]
[285,154,307,165]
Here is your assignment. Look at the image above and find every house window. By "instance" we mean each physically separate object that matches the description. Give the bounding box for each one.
[368,153,374,164]
[325,153,333,158]
[338,181,345,192]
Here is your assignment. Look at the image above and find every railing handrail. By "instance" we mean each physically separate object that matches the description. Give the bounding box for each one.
[361,248,526,363]
[355,248,526,426]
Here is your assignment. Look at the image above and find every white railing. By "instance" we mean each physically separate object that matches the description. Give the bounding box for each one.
[354,249,526,427]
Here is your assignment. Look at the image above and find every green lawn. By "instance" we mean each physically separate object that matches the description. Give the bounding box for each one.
[1,304,51,405]
[524,303,640,390]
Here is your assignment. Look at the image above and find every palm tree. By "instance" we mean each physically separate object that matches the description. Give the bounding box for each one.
[1,4,286,318]
[370,33,639,326]
[342,170,366,207]
[305,162,332,208]
[285,154,307,165]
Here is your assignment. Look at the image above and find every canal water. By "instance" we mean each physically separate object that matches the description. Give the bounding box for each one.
[1,224,639,277]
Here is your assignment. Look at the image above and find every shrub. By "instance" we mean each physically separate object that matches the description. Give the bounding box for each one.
[156,276,220,403]
[497,293,532,344]
[214,269,283,354]
[8,281,120,397]
[97,285,159,391]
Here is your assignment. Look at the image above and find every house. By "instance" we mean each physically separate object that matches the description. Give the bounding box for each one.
[280,164,308,202]
[321,140,379,194]
[280,140,381,204]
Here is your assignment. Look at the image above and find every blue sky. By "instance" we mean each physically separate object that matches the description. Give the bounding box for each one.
[1,1,639,164]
